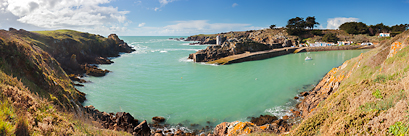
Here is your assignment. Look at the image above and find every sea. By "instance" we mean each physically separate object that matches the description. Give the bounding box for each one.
[76,36,367,131]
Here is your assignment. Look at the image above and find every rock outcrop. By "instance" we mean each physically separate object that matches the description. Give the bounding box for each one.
[188,38,272,62]
[152,116,166,123]
[84,105,151,135]
[81,64,110,77]
[212,114,295,136]
[186,28,300,62]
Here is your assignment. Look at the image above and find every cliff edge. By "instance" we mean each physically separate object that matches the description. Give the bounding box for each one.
[0,28,140,135]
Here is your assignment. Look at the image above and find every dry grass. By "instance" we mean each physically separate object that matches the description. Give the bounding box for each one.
[1,76,131,135]
[290,30,409,135]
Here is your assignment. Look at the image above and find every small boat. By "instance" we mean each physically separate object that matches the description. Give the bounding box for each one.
[305,56,312,61]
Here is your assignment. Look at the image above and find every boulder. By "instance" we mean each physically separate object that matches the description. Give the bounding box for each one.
[213,122,229,136]
[152,116,166,123]
[250,115,278,126]
[81,64,110,77]
[282,39,293,47]
[300,92,309,96]
[134,120,151,136]
[175,130,184,136]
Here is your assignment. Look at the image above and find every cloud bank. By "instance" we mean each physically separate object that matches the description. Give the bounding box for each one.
[134,20,262,36]
[0,0,129,35]
[326,17,359,29]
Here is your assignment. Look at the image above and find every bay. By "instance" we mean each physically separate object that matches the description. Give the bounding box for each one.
[77,36,367,129]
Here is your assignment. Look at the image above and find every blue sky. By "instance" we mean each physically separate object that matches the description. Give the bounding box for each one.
[0,0,408,36]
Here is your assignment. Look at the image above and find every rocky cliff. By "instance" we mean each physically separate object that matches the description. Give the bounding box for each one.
[188,38,274,62]
[187,29,299,62]
[0,28,139,135]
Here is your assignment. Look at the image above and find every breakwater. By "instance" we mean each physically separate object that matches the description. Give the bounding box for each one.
[206,45,375,65]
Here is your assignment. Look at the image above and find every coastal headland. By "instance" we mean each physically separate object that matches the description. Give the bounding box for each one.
[186,28,380,66]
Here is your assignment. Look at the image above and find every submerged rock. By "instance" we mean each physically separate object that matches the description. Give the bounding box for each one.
[152,116,166,123]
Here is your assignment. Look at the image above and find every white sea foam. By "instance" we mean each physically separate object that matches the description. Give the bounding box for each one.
[179,58,193,62]
[165,49,200,52]
[264,105,293,119]
[160,50,168,53]
[199,62,219,66]
[152,125,193,135]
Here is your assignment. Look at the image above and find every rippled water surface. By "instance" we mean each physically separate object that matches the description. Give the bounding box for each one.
[77,36,367,128]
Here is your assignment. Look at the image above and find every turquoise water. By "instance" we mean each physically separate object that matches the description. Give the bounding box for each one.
[77,36,367,129]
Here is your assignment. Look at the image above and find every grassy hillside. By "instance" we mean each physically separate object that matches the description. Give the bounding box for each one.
[0,29,132,135]
[290,30,409,135]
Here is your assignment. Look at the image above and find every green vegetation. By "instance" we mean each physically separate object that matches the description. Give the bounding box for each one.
[0,99,16,136]
[286,17,308,35]
[360,91,405,111]
[285,16,320,34]
[269,24,276,29]
[305,16,320,30]
[372,89,383,99]
[389,121,409,135]
[339,22,369,34]
[339,22,409,36]
[322,33,339,43]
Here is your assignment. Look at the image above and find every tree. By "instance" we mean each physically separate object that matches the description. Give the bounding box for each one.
[390,24,408,33]
[305,16,320,30]
[322,33,339,43]
[286,17,306,35]
[339,22,368,34]
[270,24,276,29]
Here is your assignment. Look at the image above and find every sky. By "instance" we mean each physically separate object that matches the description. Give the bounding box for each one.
[0,0,408,36]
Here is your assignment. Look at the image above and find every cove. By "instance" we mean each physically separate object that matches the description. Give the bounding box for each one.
[76,36,368,129]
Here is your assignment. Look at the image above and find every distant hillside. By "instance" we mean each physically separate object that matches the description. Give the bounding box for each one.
[187,28,390,46]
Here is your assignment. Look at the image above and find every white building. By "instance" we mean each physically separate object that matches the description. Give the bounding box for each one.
[337,41,353,46]
[379,33,390,37]
[216,35,222,45]
[361,42,373,46]
[310,42,335,47]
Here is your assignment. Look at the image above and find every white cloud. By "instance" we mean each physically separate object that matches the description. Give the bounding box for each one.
[159,0,175,6]
[138,23,146,27]
[232,3,238,7]
[0,0,129,35]
[326,17,359,29]
[154,0,176,11]
[133,20,262,36]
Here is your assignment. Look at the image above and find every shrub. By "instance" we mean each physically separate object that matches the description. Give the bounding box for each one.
[322,33,339,43]
[389,121,409,135]
[372,89,383,99]
[374,75,387,83]
[15,117,30,136]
